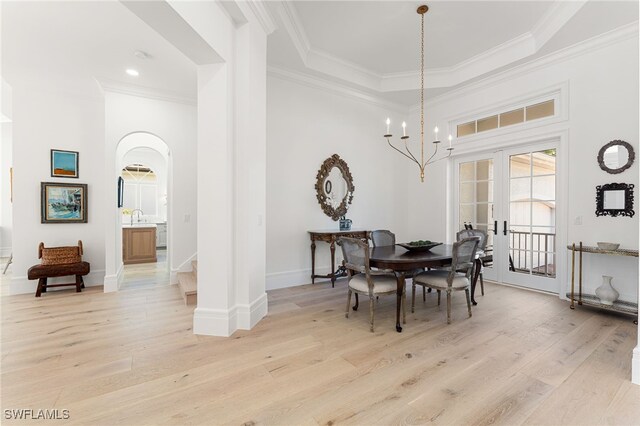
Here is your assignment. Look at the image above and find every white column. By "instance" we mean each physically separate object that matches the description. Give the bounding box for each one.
[233,22,268,329]
[193,63,236,336]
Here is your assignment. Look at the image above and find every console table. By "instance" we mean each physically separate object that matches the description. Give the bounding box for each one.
[567,242,638,323]
[308,229,368,287]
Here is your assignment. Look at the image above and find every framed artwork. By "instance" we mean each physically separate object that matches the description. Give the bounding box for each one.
[117,176,124,208]
[41,182,88,223]
[51,149,79,178]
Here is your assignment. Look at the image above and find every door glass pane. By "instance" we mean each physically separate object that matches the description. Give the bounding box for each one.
[460,162,474,181]
[510,153,530,178]
[510,177,530,201]
[460,204,473,223]
[476,182,489,202]
[532,150,556,175]
[532,176,555,200]
[476,203,489,223]
[508,149,556,278]
[476,160,493,180]
[460,183,474,203]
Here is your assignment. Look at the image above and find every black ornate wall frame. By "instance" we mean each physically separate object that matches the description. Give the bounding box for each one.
[315,154,355,221]
[595,182,635,217]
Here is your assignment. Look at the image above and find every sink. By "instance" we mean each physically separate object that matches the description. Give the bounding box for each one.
[122,223,157,229]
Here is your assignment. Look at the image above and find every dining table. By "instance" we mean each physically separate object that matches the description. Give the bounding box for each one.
[368,244,480,332]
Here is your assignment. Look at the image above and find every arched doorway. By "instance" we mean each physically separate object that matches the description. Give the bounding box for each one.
[111,132,172,290]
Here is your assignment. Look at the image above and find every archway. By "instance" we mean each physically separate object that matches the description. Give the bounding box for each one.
[109,132,172,291]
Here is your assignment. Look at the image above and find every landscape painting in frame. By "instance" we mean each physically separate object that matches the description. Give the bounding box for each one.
[41,182,88,223]
[51,149,79,178]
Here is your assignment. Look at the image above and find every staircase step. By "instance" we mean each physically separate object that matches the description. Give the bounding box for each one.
[177,271,197,305]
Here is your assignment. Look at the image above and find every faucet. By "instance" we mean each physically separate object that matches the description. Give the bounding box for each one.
[131,209,143,226]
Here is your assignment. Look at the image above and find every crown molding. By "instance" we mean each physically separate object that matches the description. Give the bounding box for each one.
[279,1,311,61]
[267,66,408,114]
[276,0,589,93]
[95,77,196,106]
[245,0,277,35]
[413,20,639,111]
[532,0,588,50]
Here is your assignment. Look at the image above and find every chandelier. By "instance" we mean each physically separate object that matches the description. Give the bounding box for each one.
[384,4,453,183]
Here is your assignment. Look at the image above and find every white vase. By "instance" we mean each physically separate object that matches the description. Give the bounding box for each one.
[595,275,619,305]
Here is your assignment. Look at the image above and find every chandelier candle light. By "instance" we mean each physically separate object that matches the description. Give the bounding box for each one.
[383,4,453,183]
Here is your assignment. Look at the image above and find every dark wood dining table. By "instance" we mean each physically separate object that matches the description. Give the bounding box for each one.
[369,244,478,332]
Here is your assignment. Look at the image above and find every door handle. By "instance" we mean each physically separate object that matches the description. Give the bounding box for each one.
[503,221,507,236]
[493,221,497,235]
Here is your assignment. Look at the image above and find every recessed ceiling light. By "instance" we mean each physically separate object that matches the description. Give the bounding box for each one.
[126,69,139,77]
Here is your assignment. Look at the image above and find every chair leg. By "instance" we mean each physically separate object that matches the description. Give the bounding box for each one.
[480,273,485,296]
[465,288,472,318]
[345,289,352,318]
[446,291,452,324]
[75,275,82,293]
[437,290,441,306]
[353,293,359,311]
[369,296,375,333]
[411,283,416,313]
[423,286,426,301]
[402,288,406,324]
[35,278,45,297]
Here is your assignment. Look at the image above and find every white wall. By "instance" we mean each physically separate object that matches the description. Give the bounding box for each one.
[266,76,409,290]
[9,84,106,293]
[405,33,639,297]
[0,78,13,258]
[104,92,197,289]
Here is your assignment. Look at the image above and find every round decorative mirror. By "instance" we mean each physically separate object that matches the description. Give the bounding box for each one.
[315,154,354,221]
[598,140,635,174]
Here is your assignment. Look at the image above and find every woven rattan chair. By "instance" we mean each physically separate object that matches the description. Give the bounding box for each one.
[338,237,404,332]
[456,229,490,296]
[412,237,480,324]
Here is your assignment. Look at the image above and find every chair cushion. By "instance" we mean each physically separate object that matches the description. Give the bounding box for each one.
[349,274,398,294]
[413,270,469,289]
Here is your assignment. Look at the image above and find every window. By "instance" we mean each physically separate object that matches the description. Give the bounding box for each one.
[456,99,555,137]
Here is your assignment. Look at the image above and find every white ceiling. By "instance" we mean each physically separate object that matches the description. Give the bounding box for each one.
[293,1,551,74]
[1,1,197,99]
[1,1,637,107]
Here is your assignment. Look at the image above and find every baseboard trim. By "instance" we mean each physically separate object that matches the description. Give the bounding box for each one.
[236,292,268,330]
[193,306,238,337]
[632,346,640,385]
[10,270,106,295]
[103,263,124,293]
[266,266,332,290]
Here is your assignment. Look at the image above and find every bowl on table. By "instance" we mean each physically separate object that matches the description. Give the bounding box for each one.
[397,241,442,252]
[597,242,620,250]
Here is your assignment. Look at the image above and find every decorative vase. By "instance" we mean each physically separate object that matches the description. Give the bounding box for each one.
[595,275,619,305]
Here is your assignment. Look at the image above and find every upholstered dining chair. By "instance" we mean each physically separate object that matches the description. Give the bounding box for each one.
[338,237,404,332]
[369,230,427,301]
[412,237,480,324]
[456,228,490,296]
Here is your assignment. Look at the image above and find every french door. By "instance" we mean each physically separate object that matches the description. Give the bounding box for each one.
[454,141,560,293]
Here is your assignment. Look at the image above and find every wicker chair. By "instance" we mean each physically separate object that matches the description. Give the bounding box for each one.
[338,237,404,332]
[456,229,490,296]
[370,230,427,301]
[412,237,479,324]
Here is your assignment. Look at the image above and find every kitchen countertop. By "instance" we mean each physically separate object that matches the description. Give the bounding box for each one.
[122,223,157,229]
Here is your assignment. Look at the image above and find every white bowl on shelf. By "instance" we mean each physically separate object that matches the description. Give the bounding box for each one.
[597,242,620,250]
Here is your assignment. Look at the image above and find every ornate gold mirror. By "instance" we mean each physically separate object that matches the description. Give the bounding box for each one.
[315,154,354,221]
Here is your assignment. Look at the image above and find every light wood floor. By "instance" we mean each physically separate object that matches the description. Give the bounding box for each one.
[120,249,169,290]
[1,279,638,425]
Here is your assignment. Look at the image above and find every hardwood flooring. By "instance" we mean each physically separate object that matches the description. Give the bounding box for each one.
[120,249,169,290]
[1,278,638,425]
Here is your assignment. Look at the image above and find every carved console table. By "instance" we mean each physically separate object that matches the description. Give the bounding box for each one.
[567,242,638,323]
[308,229,369,287]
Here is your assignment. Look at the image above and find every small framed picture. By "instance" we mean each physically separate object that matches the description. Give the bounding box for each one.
[51,149,79,178]
[41,182,88,223]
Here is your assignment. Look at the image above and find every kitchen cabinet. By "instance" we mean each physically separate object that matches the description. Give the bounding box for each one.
[123,226,157,264]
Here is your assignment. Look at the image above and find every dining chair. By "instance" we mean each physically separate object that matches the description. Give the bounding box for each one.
[338,237,404,332]
[412,237,480,324]
[369,230,427,301]
[457,228,490,295]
